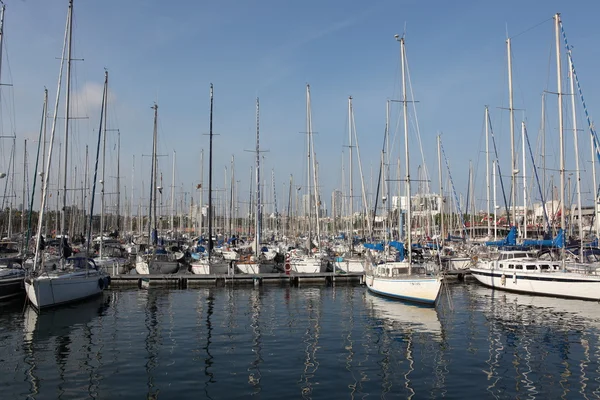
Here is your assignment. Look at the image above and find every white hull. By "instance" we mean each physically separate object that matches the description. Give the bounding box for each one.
[190,260,230,275]
[470,266,600,301]
[447,257,471,270]
[333,258,365,273]
[25,270,108,309]
[366,274,442,305]
[290,257,325,273]
[235,262,280,274]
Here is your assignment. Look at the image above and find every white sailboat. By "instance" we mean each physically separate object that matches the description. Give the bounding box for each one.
[470,14,600,301]
[26,0,109,309]
[135,103,180,275]
[288,84,328,274]
[236,98,281,274]
[365,34,442,305]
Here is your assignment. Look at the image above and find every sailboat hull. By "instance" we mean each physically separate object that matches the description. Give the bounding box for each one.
[25,270,108,309]
[366,274,442,305]
[470,266,600,301]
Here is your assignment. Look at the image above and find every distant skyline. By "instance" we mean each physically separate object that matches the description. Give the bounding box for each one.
[0,0,599,220]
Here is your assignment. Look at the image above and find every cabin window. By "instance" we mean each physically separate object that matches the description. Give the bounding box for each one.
[499,264,504,269]
[515,265,523,270]
[553,265,560,270]
[516,253,526,258]
[501,254,507,261]
[508,264,514,269]
[540,265,550,270]
[526,265,536,271]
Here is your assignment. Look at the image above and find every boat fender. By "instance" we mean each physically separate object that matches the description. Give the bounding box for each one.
[513,273,517,284]
[284,254,291,275]
[471,255,478,264]
[500,274,506,286]
[98,278,105,290]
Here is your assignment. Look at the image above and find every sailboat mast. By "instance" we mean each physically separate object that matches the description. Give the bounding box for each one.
[554,13,566,252]
[208,83,214,260]
[306,84,312,244]
[493,160,497,241]
[255,97,261,257]
[148,104,157,245]
[100,70,108,257]
[398,35,412,266]
[171,149,175,234]
[437,135,444,240]
[568,49,583,256]
[59,0,73,255]
[485,107,491,237]
[348,96,354,249]
[521,121,527,239]
[507,37,517,230]
[117,129,121,233]
[20,139,26,241]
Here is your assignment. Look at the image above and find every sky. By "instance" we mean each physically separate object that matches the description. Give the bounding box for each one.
[1,0,600,220]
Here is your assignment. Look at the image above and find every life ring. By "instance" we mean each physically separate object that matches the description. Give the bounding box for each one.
[98,278,105,290]
[284,255,291,274]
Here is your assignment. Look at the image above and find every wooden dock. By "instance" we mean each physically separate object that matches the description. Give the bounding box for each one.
[108,272,365,289]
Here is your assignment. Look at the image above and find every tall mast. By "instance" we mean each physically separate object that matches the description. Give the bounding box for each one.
[437,134,444,241]
[521,121,527,239]
[555,13,566,254]
[34,7,69,270]
[230,155,235,238]
[485,107,491,237]
[199,148,204,236]
[0,4,5,116]
[255,97,261,257]
[100,70,108,258]
[208,84,214,260]
[130,155,134,235]
[20,139,26,242]
[305,84,312,245]
[170,149,175,234]
[116,129,121,233]
[148,104,157,245]
[397,35,412,267]
[568,47,583,257]
[59,0,73,258]
[507,37,517,230]
[348,96,354,249]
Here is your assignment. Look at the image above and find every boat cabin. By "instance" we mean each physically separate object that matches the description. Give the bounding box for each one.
[497,260,561,272]
[496,251,536,261]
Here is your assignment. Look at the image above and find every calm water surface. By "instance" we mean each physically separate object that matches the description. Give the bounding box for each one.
[1,282,600,399]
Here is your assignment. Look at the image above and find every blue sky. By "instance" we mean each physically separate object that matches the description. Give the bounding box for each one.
[1,0,600,218]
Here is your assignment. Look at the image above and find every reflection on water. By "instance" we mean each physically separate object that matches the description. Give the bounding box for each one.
[1,284,600,398]
[365,292,448,399]
[22,294,110,399]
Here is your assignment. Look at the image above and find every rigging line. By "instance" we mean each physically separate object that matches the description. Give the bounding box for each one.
[487,111,512,227]
[439,138,467,237]
[524,124,551,233]
[509,17,553,40]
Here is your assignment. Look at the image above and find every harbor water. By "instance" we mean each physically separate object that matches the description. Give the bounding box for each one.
[1,282,600,399]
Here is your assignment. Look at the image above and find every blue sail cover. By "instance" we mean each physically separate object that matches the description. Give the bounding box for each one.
[522,229,565,249]
[389,241,405,261]
[485,226,517,247]
[363,242,384,251]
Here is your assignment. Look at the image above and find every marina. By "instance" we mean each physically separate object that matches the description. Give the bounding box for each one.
[2,1,600,398]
